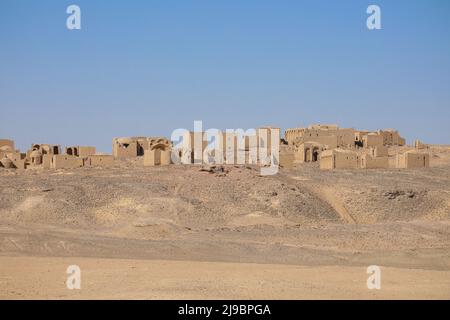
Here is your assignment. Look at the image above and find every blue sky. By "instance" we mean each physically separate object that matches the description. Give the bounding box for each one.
[1,0,449,152]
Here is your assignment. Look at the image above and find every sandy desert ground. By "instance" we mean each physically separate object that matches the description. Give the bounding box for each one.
[1,145,449,299]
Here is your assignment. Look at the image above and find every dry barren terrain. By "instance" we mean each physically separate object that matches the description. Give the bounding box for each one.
[1,145,449,299]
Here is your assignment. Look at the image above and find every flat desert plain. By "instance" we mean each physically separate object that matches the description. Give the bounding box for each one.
[1,146,449,299]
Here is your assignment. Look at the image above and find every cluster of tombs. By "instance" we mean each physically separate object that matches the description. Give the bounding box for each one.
[113,136,172,166]
[0,124,431,171]
[0,140,114,170]
[284,124,429,169]
[113,129,284,166]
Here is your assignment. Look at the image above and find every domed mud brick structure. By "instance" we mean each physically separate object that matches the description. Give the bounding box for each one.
[144,138,172,166]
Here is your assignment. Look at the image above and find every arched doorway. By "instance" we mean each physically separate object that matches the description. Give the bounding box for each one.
[150,143,170,165]
[137,144,145,156]
[312,147,319,162]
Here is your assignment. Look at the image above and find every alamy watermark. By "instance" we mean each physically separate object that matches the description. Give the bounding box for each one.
[367,5,381,30]
[170,121,279,176]
[66,265,81,290]
[65,5,382,32]
[66,5,81,30]
[367,265,381,290]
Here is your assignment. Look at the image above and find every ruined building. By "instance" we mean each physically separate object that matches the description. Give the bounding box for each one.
[395,151,430,169]
[143,138,172,166]
[284,124,413,170]
[170,127,281,166]
[0,123,429,171]
[0,139,114,170]
[320,149,360,170]
[0,139,26,169]
[112,136,172,166]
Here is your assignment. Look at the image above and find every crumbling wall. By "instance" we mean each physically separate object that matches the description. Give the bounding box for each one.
[319,150,334,170]
[414,140,427,150]
[361,154,389,169]
[113,138,138,159]
[334,151,359,169]
[320,149,359,170]
[396,152,429,169]
[379,130,406,146]
[51,155,84,169]
[42,154,52,169]
[363,133,384,148]
[66,146,96,157]
[144,149,171,166]
[86,155,114,167]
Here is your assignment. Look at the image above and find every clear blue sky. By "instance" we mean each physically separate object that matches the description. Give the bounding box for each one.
[1,0,449,152]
